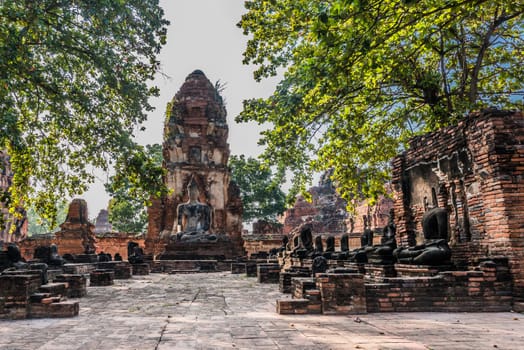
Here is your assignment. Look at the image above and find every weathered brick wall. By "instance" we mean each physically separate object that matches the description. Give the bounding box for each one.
[280,171,348,236]
[392,110,524,298]
[18,234,144,261]
[366,261,512,312]
[243,236,284,257]
[95,235,145,259]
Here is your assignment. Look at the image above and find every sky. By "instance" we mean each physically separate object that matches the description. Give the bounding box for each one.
[83,0,280,218]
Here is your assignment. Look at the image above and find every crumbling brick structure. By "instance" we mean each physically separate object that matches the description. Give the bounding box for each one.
[243,220,284,257]
[280,171,348,236]
[18,199,142,261]
[391,109,524,299]
[146,70,244,258]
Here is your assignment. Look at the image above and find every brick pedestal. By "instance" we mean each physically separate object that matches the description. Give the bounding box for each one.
[54,274,87,298]
[317,273,367,314]
[97,261,132,279]
[245,262,257,277]
[231,263,245,274]
[89,270,114,286]
[257,263,280,283]
[279,270,310,293]
[131,263,150,276]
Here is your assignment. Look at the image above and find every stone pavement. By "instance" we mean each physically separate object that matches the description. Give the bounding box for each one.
[1,272,523,350]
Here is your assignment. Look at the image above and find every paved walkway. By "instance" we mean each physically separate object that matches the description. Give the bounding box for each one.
[1,272,523,350]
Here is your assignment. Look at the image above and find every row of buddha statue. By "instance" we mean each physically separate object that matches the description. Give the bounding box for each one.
[284,207,452,266]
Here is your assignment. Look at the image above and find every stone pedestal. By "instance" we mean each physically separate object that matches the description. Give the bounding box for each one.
[317,273,367,314]
[279,270,311,293]
[131,263,150,275]
[158,240,237,261]
[97,261,132,279]
[394,263,453,277]
[245,261,257,277]
[257,263,280,283]
[89,270,114,286]
[54,274,87,298]
[231,262,245,274]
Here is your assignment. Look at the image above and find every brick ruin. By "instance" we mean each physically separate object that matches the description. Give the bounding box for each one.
[243,220,284,258]
[17,199,143,261]
[231,109,523,315]
[94,209,112,234]
[392,109,524,299]
[55,198,96,255]
[278,170,393,249]
[280,171,348,237]
[146,70,244,259]
[1,201,143,319]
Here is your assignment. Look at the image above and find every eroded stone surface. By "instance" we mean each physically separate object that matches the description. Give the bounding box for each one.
[0,273,523,349]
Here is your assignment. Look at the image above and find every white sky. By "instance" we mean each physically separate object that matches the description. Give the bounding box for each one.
[83,0,280,218]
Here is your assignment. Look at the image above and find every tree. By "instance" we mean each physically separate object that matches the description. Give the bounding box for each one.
[237,0,524,208]
[27,200,68,236]
[0,1,169,225]
[229,154,286,222]
[106,143,163,233]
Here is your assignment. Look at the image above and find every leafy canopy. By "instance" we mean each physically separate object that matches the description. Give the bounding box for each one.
[27,200,68,236]
[106,144,164,233]
[0,0,169,225]
[238,0,524,208]
[229,155,286,222]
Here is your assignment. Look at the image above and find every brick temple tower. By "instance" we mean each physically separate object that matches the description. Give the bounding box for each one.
[145,70,244,258]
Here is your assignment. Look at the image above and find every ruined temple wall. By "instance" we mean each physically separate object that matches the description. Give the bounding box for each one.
[243,236,284,257]
[18,234,144,261]
[95,236,145,260]
[392,110,524,298]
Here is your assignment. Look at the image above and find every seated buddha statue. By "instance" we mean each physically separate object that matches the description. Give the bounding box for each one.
[393,207,452,265]
[172,177,215,242]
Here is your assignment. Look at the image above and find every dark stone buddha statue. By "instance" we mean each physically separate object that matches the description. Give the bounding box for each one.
[393,207,452,265]
[290,224,314,258]
[170,177,224,243]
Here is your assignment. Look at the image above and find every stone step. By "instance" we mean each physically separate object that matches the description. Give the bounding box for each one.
[29,293,52,303]
[168,269,203,274]
[89,270,114,286]
[276,299,310,314]
[38,283,68,298]
[29,300,79,318]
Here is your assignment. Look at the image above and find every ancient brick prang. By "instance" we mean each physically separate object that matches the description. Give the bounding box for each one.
[146,70,244,258]
[94,209,112,234]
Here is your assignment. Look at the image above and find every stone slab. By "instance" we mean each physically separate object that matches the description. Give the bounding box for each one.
[0,273,523,349]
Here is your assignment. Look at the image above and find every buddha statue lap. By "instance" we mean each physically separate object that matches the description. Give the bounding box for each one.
[393,207,452,265]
